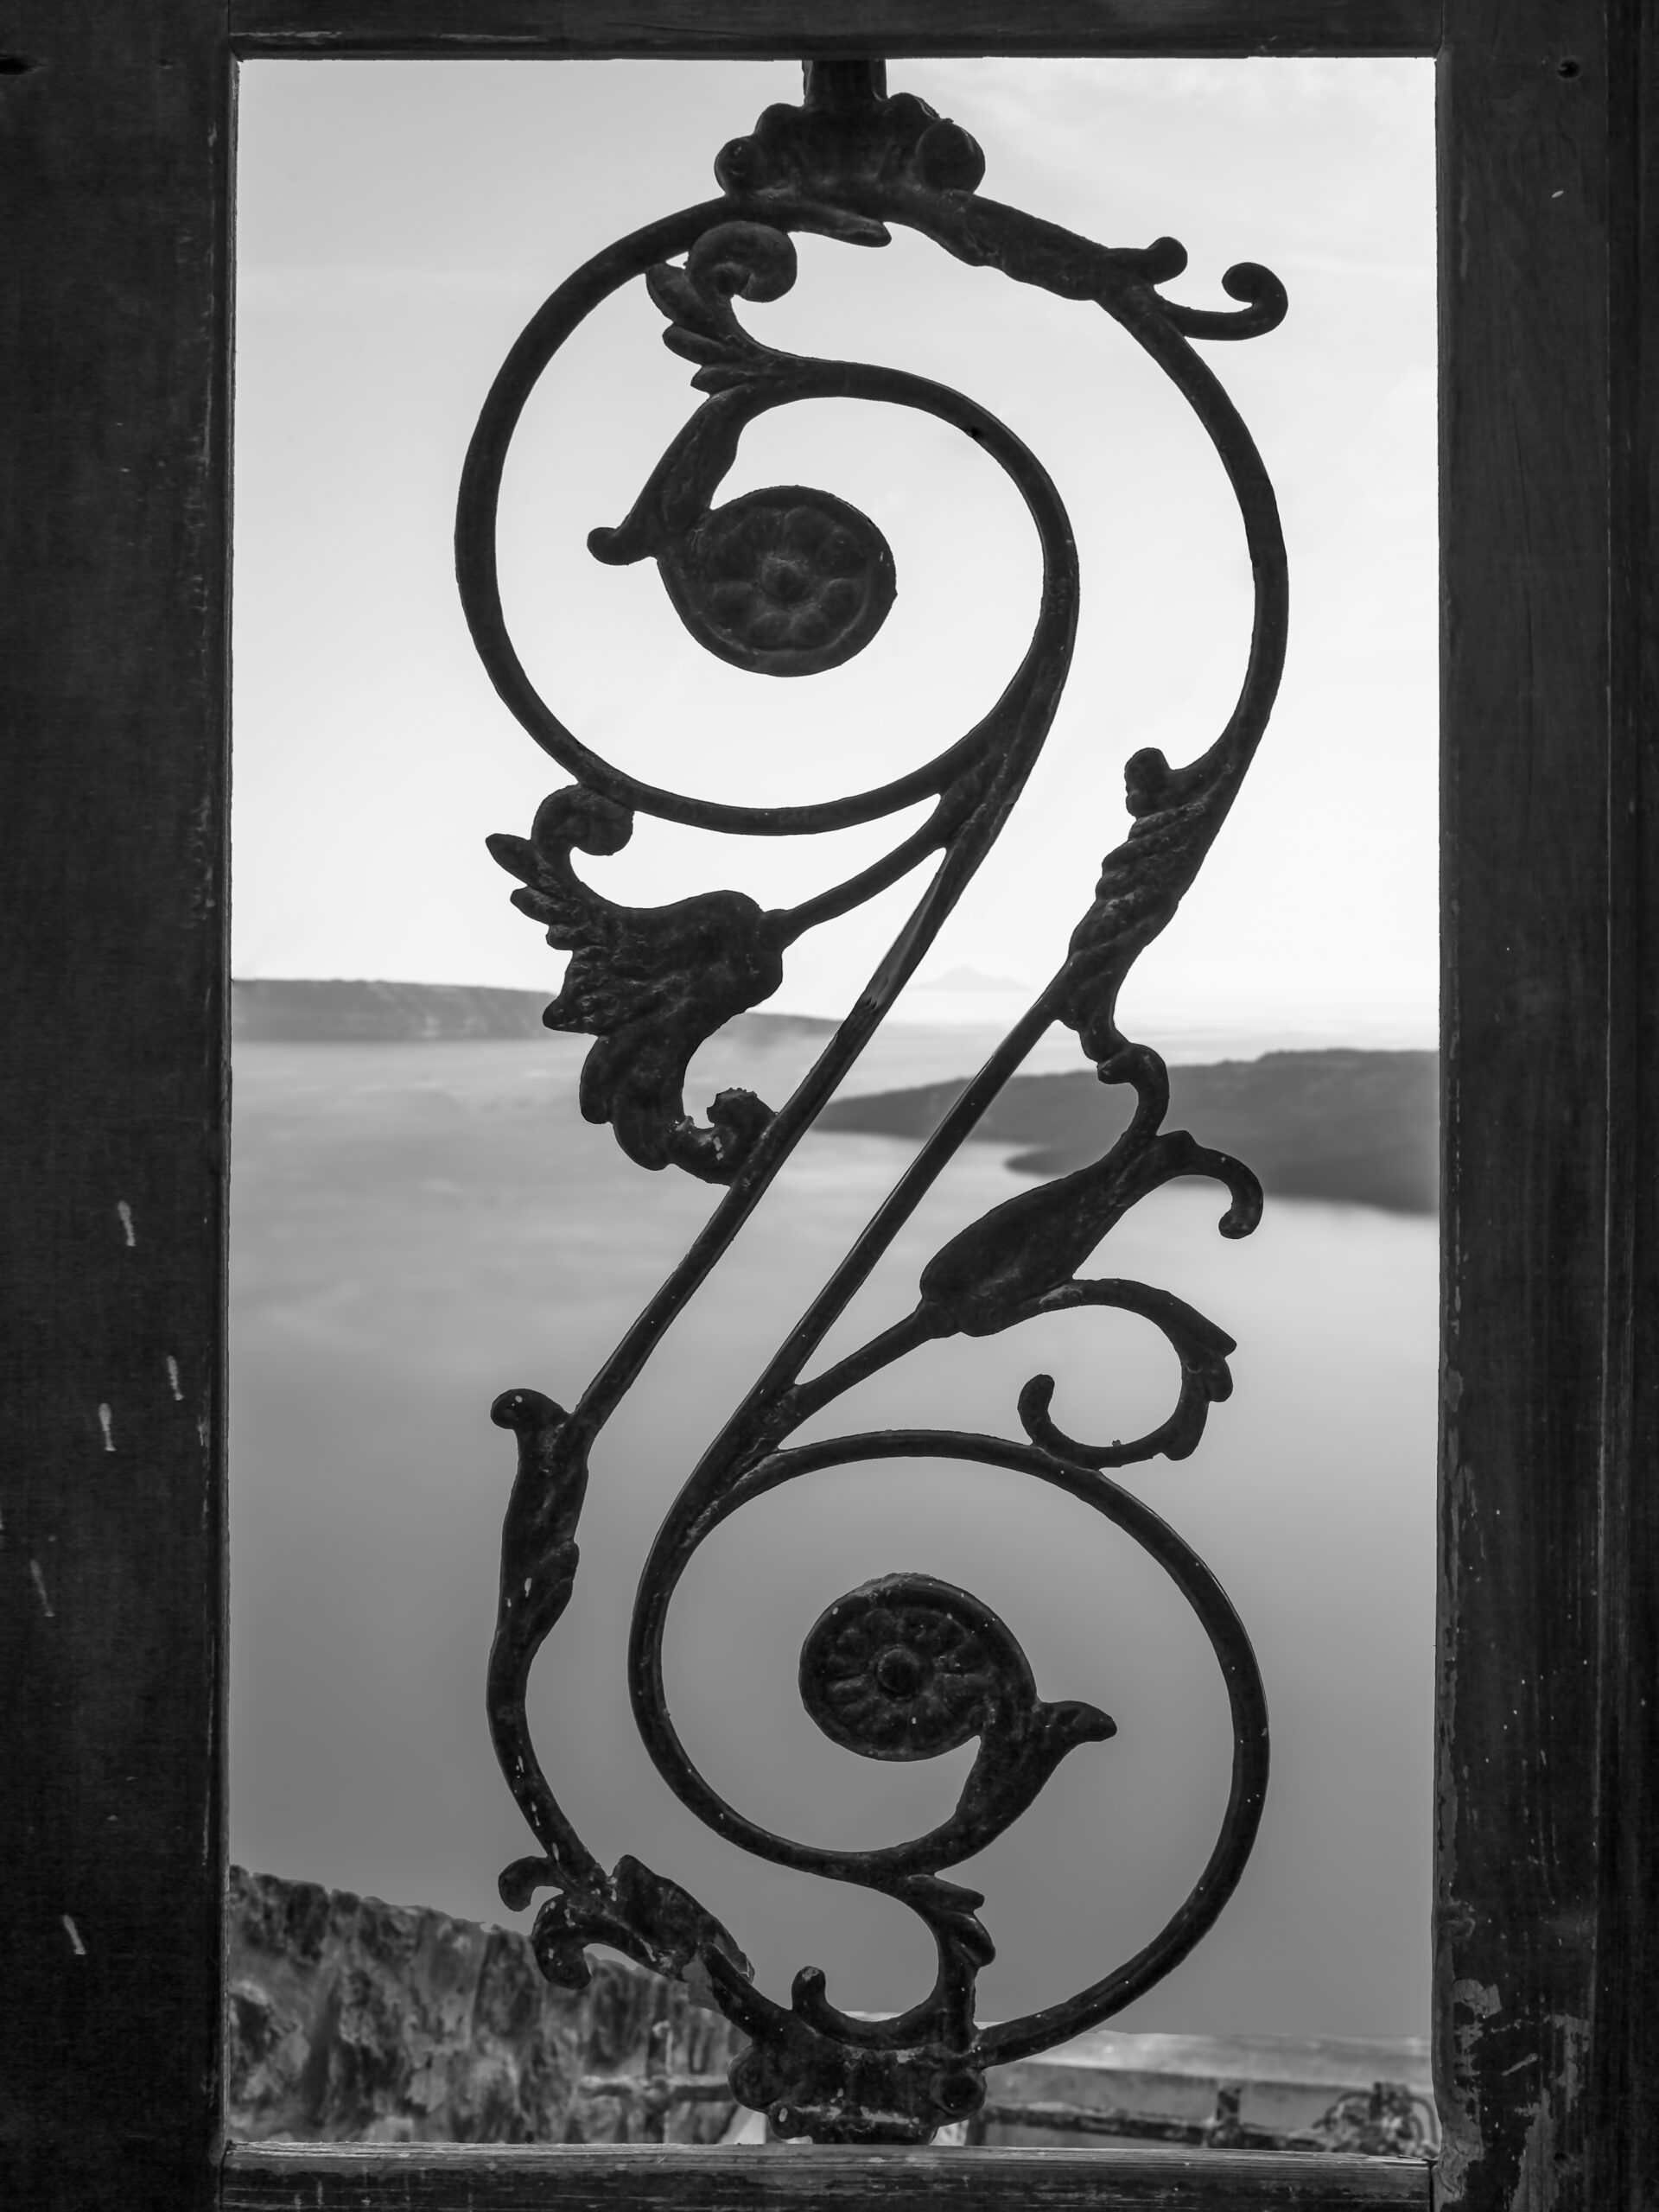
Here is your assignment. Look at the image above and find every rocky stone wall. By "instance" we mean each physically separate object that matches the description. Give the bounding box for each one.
[225,1867,744,2145]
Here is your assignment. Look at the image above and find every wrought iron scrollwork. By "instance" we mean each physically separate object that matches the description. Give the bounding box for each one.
[461,57,1286,2144]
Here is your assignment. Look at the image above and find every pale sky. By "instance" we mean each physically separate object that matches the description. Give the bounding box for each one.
[232,57,1436,1047]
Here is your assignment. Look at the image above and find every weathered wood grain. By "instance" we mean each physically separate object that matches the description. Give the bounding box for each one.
[1591,3,1659,2206]
[228,0,1441,61]
[0,3,231,2209]
[1436,0,1659,2205]
[222,2143,1433,2209]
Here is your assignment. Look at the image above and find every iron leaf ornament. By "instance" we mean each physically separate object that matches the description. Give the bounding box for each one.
[459,59,1284,2145]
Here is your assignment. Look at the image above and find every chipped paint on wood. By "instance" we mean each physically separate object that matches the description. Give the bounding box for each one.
[1508,2016,1587,2209]
[1433,1981,1499,2202]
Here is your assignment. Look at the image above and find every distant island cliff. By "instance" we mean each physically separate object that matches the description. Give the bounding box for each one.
[817,1050,1439,1215]
[232,982,1436,1214]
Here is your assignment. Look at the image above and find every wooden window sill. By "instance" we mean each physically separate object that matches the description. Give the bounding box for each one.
[221,2139,1433,2209]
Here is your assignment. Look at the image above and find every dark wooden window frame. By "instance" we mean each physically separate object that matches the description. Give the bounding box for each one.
[4,3,1654,2208]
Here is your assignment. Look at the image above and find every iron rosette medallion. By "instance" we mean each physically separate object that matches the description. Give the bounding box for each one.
[461,60,1285,2144]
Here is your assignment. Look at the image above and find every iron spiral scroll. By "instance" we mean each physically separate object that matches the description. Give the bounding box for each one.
[461,60,1287,2145]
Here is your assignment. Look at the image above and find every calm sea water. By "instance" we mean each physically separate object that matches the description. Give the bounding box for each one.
[230,1027,1434,2040]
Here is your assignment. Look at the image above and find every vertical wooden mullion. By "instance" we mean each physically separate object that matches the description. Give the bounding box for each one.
[1437,0,1656,2203]
[0,3,232,2207]
[1436,0,1603,2188]
[1592,0,1659,2203]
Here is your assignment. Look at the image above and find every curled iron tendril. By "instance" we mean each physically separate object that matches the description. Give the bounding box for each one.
[463,59,1286,2142]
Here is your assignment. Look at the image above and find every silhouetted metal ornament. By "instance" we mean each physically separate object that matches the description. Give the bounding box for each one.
[464,54,1286,2143]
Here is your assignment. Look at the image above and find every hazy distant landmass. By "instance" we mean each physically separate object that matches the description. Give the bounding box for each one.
[817,1051,1440,1215]
[232,982,1436,1213]
[232,977,836,1046]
